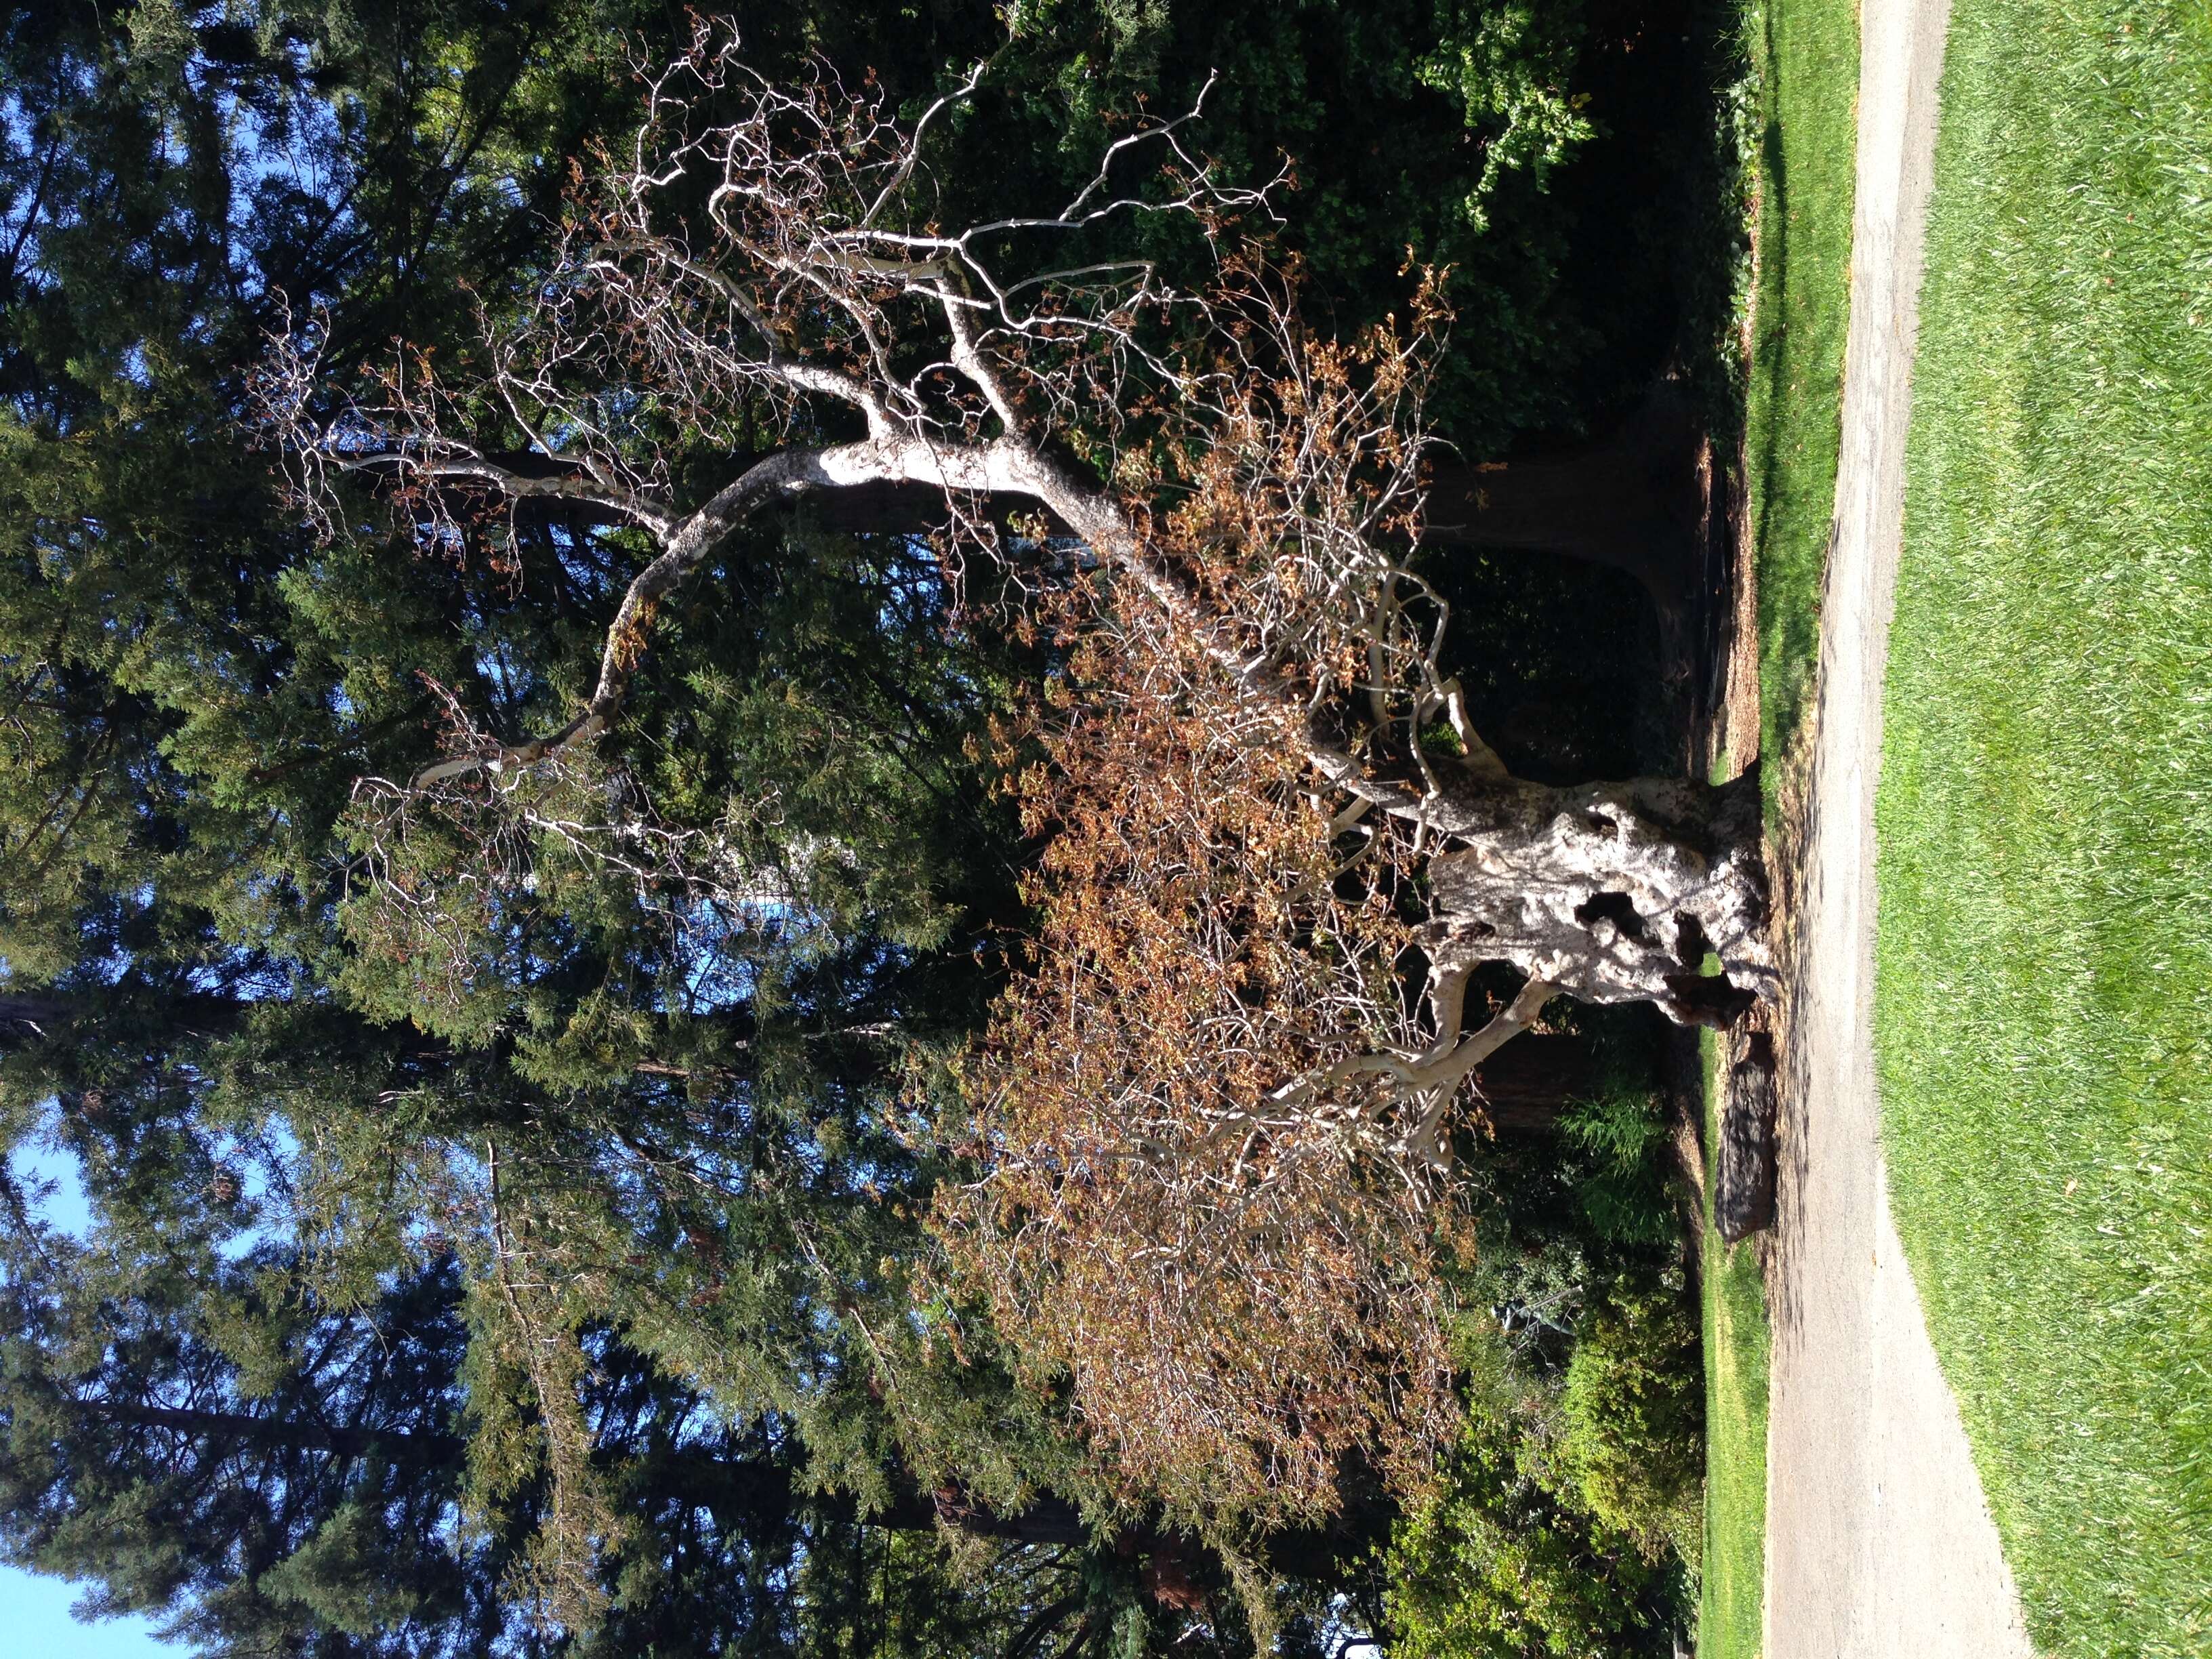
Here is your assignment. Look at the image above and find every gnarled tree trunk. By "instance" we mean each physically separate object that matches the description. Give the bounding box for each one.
[1422,768,1772,1028]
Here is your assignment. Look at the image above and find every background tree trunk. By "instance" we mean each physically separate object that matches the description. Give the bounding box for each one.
[1422,381,1704,653]
[1467,1031,1599,1132]
[0,989,243,1052]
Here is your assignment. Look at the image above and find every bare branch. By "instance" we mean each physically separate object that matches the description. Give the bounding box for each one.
[254,29,1777,1538]
[859,56,990,228]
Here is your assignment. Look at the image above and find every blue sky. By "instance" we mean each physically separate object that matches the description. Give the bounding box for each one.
[2,1143,169,1656]
[0,1570,168,1657]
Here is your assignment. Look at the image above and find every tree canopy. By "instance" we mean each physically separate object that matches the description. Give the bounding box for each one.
[1,2,1736,1652]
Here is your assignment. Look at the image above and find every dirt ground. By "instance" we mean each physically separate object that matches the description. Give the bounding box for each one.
[1755,0,2039,1652]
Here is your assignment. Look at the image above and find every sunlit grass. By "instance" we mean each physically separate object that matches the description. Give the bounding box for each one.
[1695,0,1854,1639]
[1877,1,2212,1651]
[1743,0,1858,802]
[1696,1036,1771,1659]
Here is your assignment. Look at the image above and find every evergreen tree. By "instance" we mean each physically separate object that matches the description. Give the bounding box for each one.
[1,1223,1244,1657]
[0,1,1723,1647]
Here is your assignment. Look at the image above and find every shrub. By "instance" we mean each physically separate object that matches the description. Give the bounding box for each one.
[1385,1322,1687,1659]
[1558,1052,1683,1249]
[1555,1274,1704,1564]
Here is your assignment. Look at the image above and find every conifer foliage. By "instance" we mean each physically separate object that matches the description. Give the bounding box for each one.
[0,2,1722,1652]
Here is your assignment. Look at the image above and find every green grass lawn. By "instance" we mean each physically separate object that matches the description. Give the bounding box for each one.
[1876,1,2212,1652]
[1696,1037,1771,1659]
[1742,0,1859,796]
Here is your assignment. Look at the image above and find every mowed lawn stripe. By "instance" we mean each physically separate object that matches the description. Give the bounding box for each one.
[1877,1,2212,1652]
[1745,0,1858,795]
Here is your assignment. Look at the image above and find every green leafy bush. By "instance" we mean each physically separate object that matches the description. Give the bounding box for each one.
[1385,1322,1688,1658]
[1559,1074,1681,1248]
[1555,1275,1704,1563]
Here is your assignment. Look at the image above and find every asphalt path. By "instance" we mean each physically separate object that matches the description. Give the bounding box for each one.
[1761,0,2038,1650]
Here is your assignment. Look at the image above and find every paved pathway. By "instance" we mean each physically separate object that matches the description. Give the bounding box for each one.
[1761,0,2037,1650]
